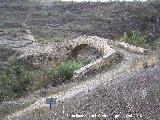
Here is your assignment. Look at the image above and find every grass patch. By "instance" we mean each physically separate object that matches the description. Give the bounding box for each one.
[120,31,148,48]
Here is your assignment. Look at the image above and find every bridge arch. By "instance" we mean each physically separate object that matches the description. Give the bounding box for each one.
[69,43,102,61]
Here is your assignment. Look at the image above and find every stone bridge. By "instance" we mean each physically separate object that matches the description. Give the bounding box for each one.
[68,36,114,56]
[68,36,147,79]
[68,36,118,79]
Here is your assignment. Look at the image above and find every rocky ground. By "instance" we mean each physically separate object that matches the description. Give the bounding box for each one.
[1,1,160,41]
[12,66,160,120]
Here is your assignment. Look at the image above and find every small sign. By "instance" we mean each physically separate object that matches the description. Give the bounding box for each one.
[46,97,57,105]
[46,97,57,110]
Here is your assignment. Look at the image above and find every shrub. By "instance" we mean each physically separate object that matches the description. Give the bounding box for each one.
[13,65,32,93]
[120,31,148,48]
[57,59,85,80]
[0,65,33,101]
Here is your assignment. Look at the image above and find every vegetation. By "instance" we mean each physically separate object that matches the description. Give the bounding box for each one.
[0,58,87,102]
[0,65,33,102]
[57,59,86,80]
[0,64,57,102]
[120,31,148,48]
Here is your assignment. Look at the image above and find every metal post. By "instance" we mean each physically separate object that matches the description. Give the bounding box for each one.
[50,97,53,110]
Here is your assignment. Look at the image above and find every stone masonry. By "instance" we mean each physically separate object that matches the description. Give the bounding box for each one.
[68,36,148,80]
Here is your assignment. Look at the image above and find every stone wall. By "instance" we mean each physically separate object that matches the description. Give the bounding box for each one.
[109,40,148,54]
[16,43,68,66]
[72,52,120,80]
[14,30,68,66]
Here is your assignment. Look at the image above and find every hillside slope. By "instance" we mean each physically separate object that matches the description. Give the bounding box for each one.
[17,66,160,120]
[0,1,160,42]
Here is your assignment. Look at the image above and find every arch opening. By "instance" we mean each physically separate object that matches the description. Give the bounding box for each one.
[69,44,102,64]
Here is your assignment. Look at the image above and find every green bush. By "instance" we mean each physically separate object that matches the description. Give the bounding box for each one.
[0,65,32,102]
[57,59,85,80]
[120,31,148,48]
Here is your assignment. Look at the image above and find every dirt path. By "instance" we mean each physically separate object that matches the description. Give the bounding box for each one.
[5,47,146,120]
